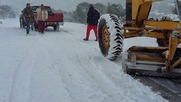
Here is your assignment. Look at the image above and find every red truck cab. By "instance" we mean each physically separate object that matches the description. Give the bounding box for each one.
[32,6,64,31]
[19,6,64,30]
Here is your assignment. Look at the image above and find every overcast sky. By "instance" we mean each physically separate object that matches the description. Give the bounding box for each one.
[1,0,124,12]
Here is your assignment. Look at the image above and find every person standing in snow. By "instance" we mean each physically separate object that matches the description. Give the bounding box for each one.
[124,0,132,27]
[83,4,100,41]
[36,4,48,34]
[22,3,34,35]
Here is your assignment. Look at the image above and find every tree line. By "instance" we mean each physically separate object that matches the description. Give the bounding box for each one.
[0,2,124,24]
[0,1,179,23]
[172,0,181,15]
[65,1,180,24]
[0,5,16,19]
[57,2,125,24]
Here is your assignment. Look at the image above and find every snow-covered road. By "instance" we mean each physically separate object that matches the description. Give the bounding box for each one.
[0,18,167,102]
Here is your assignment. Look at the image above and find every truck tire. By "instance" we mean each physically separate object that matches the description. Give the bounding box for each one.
[20,21,23,28]
[34,22,38,31]
[98,14,124,60]
[54,24,60,31]
[20,20,25,28]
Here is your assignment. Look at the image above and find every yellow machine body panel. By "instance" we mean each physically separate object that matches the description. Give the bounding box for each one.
[123,0,181,77]
[144,21,180,30]
[135,1,152,27]
[132,0,144,20]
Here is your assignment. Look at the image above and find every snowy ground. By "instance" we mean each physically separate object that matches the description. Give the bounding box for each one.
[0,18,167,102]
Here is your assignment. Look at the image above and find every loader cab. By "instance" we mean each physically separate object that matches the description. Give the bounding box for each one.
[124,0,152,27]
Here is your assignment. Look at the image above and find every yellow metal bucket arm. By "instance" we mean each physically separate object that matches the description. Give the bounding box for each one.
[136,0,152,27]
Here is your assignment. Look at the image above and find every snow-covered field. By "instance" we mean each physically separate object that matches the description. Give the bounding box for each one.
[0,18,167,102]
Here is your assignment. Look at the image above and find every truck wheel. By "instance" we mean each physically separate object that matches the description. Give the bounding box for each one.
[54,24,60,31]
[19,18,23,28]
[98,14,124,60]
[34,23,38,31]
[20,22,23,28]
[20,20,24,28]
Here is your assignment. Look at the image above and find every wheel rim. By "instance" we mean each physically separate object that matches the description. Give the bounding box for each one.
[98,14,123,60]
[102,25,110,50]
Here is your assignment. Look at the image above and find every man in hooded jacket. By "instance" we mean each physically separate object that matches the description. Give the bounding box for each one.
[22,3,34,35]
[83,4,100,41]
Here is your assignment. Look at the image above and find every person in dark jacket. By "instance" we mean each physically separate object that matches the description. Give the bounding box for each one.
[124,0,132,27]
[83,4,100,41]
[22,3,34,35]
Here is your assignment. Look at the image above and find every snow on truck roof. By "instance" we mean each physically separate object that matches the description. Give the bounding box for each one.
[31,6,51,13]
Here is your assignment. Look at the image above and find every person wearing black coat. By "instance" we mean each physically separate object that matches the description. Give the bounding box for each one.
[83,4,100,41]
[22,3,34,35]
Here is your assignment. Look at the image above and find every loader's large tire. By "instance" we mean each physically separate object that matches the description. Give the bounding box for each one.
[98,14,124,60]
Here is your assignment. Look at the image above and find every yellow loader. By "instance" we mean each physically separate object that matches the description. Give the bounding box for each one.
[98,0,181,78]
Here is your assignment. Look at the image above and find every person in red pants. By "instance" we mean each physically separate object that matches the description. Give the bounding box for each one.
[83,4,100,41]
[36,4,48,34]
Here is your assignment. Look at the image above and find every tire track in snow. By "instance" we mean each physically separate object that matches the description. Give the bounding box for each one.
[52,39,117,102]
[87,55,164,102]
[43,36,74,102]
[78,56,125,102]
[50,64,74,102]
[40,35,111,102]
[30,36,73,102]
[9,35,40,102]
[74,54,116,102]
[42,34,137,102]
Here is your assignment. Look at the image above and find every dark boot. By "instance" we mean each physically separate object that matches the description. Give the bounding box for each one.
[83,38,88,41]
